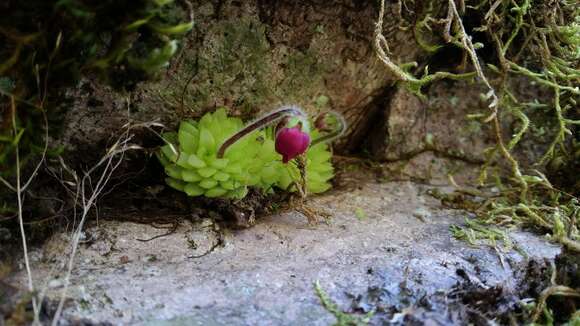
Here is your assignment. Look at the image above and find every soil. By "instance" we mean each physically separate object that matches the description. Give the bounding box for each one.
[5,180,566,325]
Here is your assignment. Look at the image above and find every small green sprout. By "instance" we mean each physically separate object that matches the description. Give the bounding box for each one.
[355,207,367,220]
[157,106,345,199]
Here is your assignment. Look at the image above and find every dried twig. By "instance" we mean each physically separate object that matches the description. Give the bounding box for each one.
[9,96,40,323]
[50,124,143,325]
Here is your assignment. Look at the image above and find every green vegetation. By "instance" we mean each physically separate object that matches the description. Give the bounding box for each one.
[314,281,373,326]
[156,108,335,199]
[0,0,192,215]
[376,0,579,251]
[375,0,578,322]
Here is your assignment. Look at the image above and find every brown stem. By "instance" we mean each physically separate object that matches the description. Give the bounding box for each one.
[217,106,305,158]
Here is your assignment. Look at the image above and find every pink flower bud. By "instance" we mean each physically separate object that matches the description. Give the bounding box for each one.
[275,126,311,163]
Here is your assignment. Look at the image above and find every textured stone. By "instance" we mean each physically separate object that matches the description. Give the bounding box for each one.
[60,0,423,162]
[9,182,560,325]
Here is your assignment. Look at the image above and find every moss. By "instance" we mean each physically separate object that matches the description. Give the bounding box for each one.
[277,49,329,101]
[374,0,580,256]
[314,281,373,326]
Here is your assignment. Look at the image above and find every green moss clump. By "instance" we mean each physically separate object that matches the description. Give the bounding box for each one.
[374,0,580,254]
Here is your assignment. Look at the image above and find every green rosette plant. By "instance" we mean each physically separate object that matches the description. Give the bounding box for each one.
[157,106,345,199]
[157,108,265,199]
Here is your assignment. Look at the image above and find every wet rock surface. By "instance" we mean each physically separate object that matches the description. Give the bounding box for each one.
[9,182,560,325]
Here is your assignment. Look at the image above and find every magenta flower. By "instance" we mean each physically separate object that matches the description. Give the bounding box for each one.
[275,126,311,163]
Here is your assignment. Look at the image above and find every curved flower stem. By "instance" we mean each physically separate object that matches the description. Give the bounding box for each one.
[311,111,347,147]
[217,105,306,158]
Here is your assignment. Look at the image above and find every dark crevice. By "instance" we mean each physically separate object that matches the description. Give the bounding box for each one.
[339,85,396,158]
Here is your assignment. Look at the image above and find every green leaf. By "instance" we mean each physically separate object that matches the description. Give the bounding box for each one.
[213,172,230,182]
[178,121,199,153]
[149,21,194,35]
[307,171,323,182]
[161,144,178,162]
[210,158,229,169]
[223,163,242,175]
[199,179,218,189]
[220,180,235,190]
[187,154,206,168]
[176,154,194,169]
[124,14,154,31]
[276,171,293,190]
[182,170,202,182]
[198,167,217,178]
[311,150,331,163]
[156,152,170,166]
[128,40,178,74]
[184,183,204,196]
[11,128,25,146]
[180,120,198,134]
[165,178,185,191]
[165,165,182,179]
[199,128,216,152]
[204,187,228,198]
[310,182,331,194]
[228,187,249,199]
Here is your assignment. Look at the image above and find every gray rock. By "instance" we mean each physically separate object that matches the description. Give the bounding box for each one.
[10,182,560,325]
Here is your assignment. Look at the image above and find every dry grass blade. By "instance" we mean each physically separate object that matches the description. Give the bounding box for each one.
[49,123,146,325]
[5,96,43,324]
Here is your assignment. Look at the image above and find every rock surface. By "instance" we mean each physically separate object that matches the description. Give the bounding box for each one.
[60,0,423,163]
[10,181,560,325]
[361,77,553,183]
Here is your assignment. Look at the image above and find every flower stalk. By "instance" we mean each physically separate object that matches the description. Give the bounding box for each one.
[217,105,306,158]
[217,105,346,164]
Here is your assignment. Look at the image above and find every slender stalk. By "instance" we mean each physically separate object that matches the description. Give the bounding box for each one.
[447,0,499,111]
[10,97,39,320]
[217,105,306,158]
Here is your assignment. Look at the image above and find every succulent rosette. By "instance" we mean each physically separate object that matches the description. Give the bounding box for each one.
[157,108,267,199]
[157,107,342,199]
